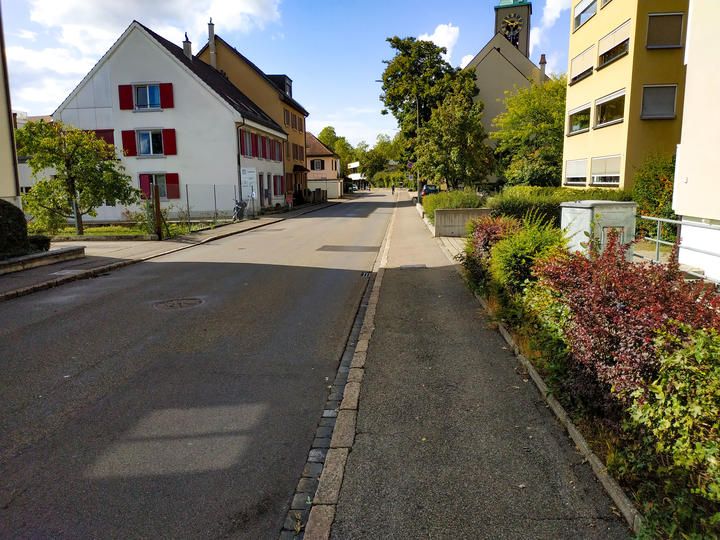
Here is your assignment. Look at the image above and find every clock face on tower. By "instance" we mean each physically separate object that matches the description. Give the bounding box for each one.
[502,13,523,48]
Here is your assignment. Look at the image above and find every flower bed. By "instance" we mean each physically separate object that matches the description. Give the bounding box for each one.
[460,215,720,538]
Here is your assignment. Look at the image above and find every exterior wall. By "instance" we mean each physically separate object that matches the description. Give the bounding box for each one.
[673,0,720,280]
[53,26,283,220]
[198,41,307,192]
[562,0,688,191]
[307,179,342,199]
[307,156,339,180]
[434,208,491,237]
[0,11,19,205]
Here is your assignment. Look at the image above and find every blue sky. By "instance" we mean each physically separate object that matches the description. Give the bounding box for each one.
[2,0,571,146]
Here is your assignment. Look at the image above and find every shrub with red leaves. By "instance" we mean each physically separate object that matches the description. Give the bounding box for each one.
[463,215,521,289]
[534,234,720,400]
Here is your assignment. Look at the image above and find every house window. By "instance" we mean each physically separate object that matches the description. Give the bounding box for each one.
[135,84,161,109]
[284,109,290,126]
[140,173,168,198]
[242,131,253,157]
[574,0,597,30]
[298,117,303,132]
[569,45,594,84]
[598,20,630,68]
[311,159,324,170]
[138,130,163,155]
[568,105,591,134]
[591,155,621,185]
[291,114,297,130]
[595,89,625,128]
[647,13,684,49]
[641,85,677,119]
[565,159,588,185]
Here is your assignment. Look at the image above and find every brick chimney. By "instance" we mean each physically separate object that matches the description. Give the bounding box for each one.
[182,32,192,60]
[539,53,547,78]
[208,18,217,68]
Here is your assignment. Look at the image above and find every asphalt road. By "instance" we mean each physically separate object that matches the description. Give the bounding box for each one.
[0,193,394,539]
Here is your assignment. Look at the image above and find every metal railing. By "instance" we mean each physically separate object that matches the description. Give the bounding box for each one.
[634,214,720,284]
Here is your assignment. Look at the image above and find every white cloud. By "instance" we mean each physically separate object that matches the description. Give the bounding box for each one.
[460,54,474,69]
[15,77,79,106]
[306,106,398,147]
[530,0,571,56]
[6,46,97,75]
[418,23,460,63]
[15,30,37,41]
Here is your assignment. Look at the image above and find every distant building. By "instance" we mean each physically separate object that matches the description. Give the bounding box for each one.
[196,22,310,198]
[306,132,342,199]
[672,0,720,281]
[462,0,548,181]
[52,21,287,219]
[562,0,688,190]
[0,6,20,206]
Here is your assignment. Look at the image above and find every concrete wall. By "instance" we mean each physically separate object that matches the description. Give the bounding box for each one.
[52,25,284,220]
[434,208,491,237]
[308,179,342,199]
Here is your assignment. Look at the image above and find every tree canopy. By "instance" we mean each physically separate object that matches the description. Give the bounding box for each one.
[491,76,567,187]
[16,121,139,234]
[415,86,494,189]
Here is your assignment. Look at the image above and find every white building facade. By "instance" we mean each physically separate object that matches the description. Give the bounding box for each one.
[672,0,720,281]
[51,22,287,220]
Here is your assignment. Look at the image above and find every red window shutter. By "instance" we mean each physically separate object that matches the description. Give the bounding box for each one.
[119,85,134,110]
[162,129,177,155]
[251,134,258,157]
[121,130,137,156]
[139,174,151,198]
[159,83,174,108]
[239,129,246,155]
[166,173,180,199]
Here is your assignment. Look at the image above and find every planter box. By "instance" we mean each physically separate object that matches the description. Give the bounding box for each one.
[0,246,85,276]
[434,208,491,237]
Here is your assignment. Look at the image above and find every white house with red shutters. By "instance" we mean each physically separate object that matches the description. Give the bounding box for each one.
[52,21,287,220]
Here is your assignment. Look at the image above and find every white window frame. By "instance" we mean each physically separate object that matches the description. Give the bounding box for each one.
[311,159,324,171]
[647,13,685,49]
[594,89,625,129]
[574,0,597,31]
[590,155,622,186]
[597,20,630,68]
[143,172,168,199]
[242,131,253,158]
[641,85,678,119]
[565,159,588,185]
[567,103,591,135]
[134,84,161,110]
[137,129,164,156]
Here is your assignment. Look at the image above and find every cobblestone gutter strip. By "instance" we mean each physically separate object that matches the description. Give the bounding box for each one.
[0,202,339,304]
[433,236,644,536]
[283,199,398,540]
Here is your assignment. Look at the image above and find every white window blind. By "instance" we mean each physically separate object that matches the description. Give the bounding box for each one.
[591,155,621,176]
[596,88,625,106]
[566,159,587,178]
[599,20,630,56]
[570,46,594,80]
[642,86,677,118]
[575,0,594,14]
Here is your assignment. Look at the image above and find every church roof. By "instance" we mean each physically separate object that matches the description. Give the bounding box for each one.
[463,32,547,83]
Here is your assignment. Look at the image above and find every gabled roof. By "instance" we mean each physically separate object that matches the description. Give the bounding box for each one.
[306,132,336,157]
[197,35,309,116]
[135,22,284,133]
[464,32,547,83]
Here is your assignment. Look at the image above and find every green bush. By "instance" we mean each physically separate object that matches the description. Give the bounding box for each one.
[372,171,407,188]
[28,234,50,252]
[462,215,521,291]
[620,323,720,537]
[487,185,632,226]
[632,154,676,241]
[422,189,484,224]
[0,199,30,258]
[489,214,566,295]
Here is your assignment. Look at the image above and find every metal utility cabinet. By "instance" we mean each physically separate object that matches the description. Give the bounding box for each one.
[560,200,637,258]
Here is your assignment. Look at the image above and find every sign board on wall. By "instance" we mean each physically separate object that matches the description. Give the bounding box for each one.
[241,167,257,193]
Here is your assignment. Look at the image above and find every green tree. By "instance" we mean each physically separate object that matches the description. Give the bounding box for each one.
[491,76,566,187]
[380,37,468,149]
[16,120,139,235]
[360,148,388,181]
[317,126,340,151]
[415,88,494,189]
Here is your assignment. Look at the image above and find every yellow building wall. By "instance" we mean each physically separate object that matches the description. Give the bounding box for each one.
[197,41,307,190]
[562,0,687,191]
[0,12,19,204]
[625,1,687,186]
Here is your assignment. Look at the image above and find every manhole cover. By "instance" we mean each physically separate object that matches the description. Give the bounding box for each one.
[153,297,204,311]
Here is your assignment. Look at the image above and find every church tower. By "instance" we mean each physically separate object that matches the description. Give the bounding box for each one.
[494,0,532,58]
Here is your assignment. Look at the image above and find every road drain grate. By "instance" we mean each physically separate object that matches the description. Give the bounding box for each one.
[361,271,371,278]
[153,298,204,311]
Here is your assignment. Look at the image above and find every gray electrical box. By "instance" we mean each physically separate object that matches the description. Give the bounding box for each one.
[560,200,637,258]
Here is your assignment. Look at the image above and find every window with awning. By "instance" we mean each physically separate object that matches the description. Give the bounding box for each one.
[570,45,594,84]
[598,20,630,67]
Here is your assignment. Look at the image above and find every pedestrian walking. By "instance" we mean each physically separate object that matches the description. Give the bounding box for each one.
[391,184,395,195]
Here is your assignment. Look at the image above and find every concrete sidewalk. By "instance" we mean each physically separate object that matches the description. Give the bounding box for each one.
[0,201,339,301]
[330,198,629,539]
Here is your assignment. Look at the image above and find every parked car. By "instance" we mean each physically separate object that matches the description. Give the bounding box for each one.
[421,185,440,198]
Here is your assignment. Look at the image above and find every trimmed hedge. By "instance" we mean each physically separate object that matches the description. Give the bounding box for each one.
[422,189,485,224]
[28,234,51,252]
[0,199,30,259]
[487,186,633,226]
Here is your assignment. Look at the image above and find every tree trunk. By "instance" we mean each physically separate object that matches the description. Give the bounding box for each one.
[72,198,84,235]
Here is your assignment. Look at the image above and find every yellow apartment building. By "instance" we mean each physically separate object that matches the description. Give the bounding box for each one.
[562,0,688,190]
[197,21,309,197]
